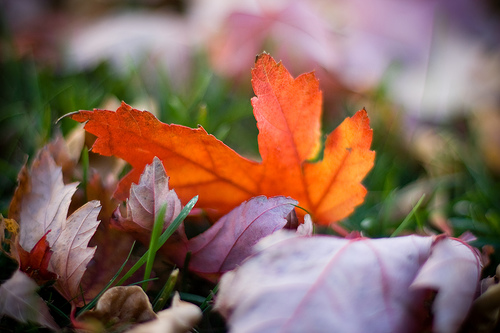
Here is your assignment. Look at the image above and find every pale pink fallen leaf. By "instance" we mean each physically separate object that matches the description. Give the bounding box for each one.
[410,236,482,333]
[112,156,187,263]
[123,156,183,232]
[215,234,481,333]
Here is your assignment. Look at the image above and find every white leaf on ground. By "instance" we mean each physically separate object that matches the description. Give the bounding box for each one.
[215,234,481,333]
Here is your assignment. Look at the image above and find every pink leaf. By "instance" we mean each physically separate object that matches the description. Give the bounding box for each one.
[16,149,101,305]
[19,149,78,252]
[48,200,101,304]
[125,156,183,232]
[0,270,59,331]
[215,234,481,333]
[188,196,297,276]
[111,156,187,263]
[410,236,481,333]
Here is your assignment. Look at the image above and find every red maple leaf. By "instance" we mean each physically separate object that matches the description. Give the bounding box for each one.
[71,53,375,225]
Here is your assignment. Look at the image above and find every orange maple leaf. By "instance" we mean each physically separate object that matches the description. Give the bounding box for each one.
[71,53,375,225]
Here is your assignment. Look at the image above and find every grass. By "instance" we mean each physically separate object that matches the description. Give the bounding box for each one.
[2,30,500,332]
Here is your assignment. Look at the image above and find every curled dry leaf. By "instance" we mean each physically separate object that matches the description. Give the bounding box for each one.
[215,233,481,333]
[48,200,101,303]
[71,53,375,225]
[0,270,59,331]
[13,149,101,305]
[17,149,79,252]
[76,285,156,332]
[126,292,202,333]
[187,196,297,279]
[112,156,187,263]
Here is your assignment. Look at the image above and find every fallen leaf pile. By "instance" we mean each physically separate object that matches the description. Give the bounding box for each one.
[0,53,496,332]
[113,156,299,281]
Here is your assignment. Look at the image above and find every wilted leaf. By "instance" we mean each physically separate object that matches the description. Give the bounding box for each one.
[126,292,202,333]
[70,53,374,225]
[17,149,79,252]
[14,149,101,305]
[76,285,157,332]
[48,200,101,304]
[187,196,297,278]
[0,270,59,331]
[112,157,187,263]
[215,234,481,333]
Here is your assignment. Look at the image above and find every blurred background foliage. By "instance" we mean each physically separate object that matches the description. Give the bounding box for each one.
[1,0,500,293]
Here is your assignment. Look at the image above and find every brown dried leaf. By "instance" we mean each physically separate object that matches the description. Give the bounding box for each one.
[77,286,157,332]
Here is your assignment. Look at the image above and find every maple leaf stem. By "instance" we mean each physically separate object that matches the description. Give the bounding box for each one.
[116,196,198,286]
[142,203,167,290]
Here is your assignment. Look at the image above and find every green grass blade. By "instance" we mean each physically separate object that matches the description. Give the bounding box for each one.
[179,292,206,304]
[391,194,426,237]
[200,283,218,312]
[127,277,159,286]
[116,195,198,286]
[142,203,167,290]
[153,268,179,312]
